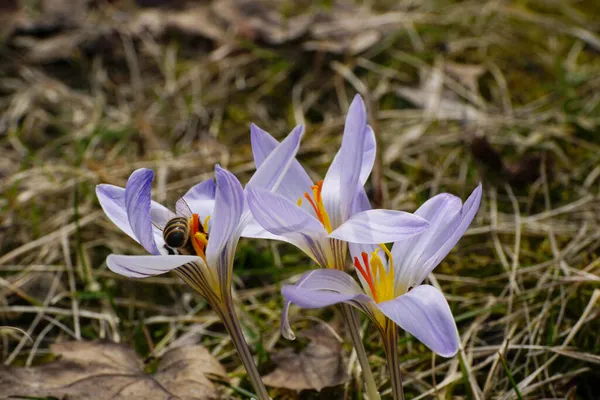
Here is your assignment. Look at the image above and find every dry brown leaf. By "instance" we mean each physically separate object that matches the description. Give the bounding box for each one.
[0,341,227,399]
[263,325,349,392]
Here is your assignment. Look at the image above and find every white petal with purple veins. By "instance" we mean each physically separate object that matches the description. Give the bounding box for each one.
[124,168,161,255]
[329,209,429,244]
[250,124,312,203]
[178,178,216,218]
[247,124,303,192]
[322,95,368,228]
[205,166,244,269]
[107,254,201,278]
[377,285,460,358]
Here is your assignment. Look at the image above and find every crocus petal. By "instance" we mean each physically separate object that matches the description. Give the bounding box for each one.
[346,189,378,294]
[350,186,372,215]
[322,95,369,227]
[149,202,177,232]
[247,124,303,192]
[391,192,463,288]
[241,217,285,241]
[377,285,459,357]
[359,125,376,185]
[422,184,482,270]
[393,184,482,289]
[346,186,378,259]
[205,166,244,268]
[329,209,429,244]
[246,187,326,237]
[281,269,373,339]
[107,254,201,278]
[178,178,216,218]
[125,168,160,255]
[98,183,167,253]
[251,123,313,203]
[97,184,136,241]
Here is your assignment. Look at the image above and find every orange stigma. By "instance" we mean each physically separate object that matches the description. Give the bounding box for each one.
[189,213,209,263]
[299,180,333,233]
[353,245,395,303]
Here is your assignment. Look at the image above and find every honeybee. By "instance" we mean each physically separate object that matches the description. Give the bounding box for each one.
[153,198,208,256]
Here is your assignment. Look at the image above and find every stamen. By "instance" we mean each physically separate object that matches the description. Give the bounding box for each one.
[304,192,320,217]
[370,249,388,301]
[379,244,395,298]
[297,197,303,207]
[354,255,377,302]
[188,213,208,263]
[354,247,397,303]
[299,180,333,233]
[361,252,372,283]
[195,232,208,246]
[191,233,206,262]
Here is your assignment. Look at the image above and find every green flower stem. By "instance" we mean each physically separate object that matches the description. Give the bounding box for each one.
[215,301,271,400]
[340,304,381,400]
[381,319,405,400]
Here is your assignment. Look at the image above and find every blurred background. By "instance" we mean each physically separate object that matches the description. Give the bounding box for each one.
[0,0,599,399]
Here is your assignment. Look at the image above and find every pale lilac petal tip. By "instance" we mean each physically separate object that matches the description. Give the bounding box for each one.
[377,285,460,357]
[250,123,312,202]
[179,178,216,217]
[329,209,429,244]
[124,168,160,255]
[247,187,325,236]
[419,184,482,277]
[359,125,376,185]
[205,166,244,264]
[107,254,201,278]
[247,124,304,191]
[96,184,136,241]
[281,269,368,310]
[280,299,296,340]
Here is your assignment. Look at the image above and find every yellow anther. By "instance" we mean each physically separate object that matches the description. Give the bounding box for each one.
[299,180,333,233]
[202,215,211,232]
[379,244,395,299]
[195,232,208,246]
[368,246,395,302]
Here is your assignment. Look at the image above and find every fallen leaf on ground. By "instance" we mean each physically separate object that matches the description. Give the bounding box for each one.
[0,341,227,400]
[263,324,349,392]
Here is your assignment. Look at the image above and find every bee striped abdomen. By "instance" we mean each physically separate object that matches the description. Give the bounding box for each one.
[163,217,189,249]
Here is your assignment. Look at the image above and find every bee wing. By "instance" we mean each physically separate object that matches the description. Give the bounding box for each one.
[176,197,194,218]
[150,207,177,231]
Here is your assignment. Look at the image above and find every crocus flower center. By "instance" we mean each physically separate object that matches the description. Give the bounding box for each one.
[297,180,333,233]
[353,244,395,303]
[189,214,210,263]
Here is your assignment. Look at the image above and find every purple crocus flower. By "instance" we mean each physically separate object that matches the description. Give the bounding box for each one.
[282,184,482,357]
[244,95,430,339]
[95,126,304,400]
[96,125,303,301]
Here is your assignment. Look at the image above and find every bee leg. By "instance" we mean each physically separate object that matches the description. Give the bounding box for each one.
[164,245,176,255]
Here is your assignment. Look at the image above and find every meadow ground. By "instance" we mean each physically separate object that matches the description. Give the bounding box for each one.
[1,0,599,399]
